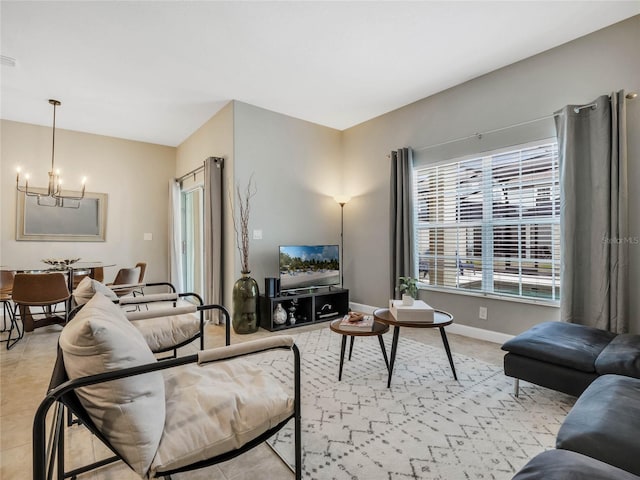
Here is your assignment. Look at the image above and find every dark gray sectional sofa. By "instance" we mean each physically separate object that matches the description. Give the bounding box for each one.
[502,321,640,479]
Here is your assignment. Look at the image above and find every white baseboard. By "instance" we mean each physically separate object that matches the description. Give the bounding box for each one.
[350,301,513,345]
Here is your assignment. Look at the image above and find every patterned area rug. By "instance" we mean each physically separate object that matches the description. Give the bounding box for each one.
[258,327,575,480]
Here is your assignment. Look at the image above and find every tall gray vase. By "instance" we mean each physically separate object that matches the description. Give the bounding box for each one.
[232,271,259,334]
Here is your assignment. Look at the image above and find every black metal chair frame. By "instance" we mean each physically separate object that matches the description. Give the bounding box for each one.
[72,281,231,354]
[1,290,20,350]
[65,292,231,429]
[33,340,302,480]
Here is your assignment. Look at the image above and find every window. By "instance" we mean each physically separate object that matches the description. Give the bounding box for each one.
[414,141,560,301]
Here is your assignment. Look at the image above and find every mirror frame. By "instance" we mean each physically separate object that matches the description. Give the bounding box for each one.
[16,189,108,242]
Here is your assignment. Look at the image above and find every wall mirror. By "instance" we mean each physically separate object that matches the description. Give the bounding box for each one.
[16,190,108,242]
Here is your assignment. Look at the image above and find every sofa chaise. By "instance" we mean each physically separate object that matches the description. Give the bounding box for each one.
[501,320,640,397]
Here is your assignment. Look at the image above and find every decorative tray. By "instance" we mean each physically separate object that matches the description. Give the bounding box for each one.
[42,258,81,269]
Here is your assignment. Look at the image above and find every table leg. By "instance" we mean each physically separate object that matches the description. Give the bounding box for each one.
[387,326,400,388]
[439,327,458,380]
[348,335,355,361]
[338,334,347,381]
[19,305,35,332]
[378,335,389,372]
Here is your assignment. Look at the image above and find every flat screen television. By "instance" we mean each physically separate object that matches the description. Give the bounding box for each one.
[279,245,340,291]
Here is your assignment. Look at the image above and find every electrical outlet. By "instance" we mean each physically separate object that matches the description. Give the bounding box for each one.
[253,229,263,240]
[479,306,488,320]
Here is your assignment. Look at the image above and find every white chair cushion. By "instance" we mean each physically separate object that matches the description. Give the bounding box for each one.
[73,276,117,305]
[59,292,165,477]
[130,313,200,352]
[150,359,294,476]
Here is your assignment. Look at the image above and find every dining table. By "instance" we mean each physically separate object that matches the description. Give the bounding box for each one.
[3,261,114,332]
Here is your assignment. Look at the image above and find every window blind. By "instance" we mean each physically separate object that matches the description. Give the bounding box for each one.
[414,141,560,301]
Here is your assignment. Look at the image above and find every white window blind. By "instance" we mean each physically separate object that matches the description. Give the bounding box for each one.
[414,141,560,301]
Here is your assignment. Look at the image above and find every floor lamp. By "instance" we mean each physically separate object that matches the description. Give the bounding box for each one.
[334,195,351,288]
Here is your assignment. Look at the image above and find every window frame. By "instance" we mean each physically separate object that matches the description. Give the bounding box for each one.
[413,138,561,305]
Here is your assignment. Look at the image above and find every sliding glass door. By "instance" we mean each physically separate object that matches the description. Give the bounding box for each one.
[181,186,204,296]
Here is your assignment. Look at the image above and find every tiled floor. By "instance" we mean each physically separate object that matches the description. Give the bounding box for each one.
[0,311,505,479]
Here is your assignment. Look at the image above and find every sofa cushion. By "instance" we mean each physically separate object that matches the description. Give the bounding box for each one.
[595,334,640,378]
[501,321,616,372]
[59,292,165,477]
[556,374,640,476]
[150,359,294,476]
[512,449,640,480]
[73,276,117,305]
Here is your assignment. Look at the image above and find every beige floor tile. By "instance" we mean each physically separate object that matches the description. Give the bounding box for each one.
[218,443,293,480]
[1,444,33,479]
[0,408,33,450]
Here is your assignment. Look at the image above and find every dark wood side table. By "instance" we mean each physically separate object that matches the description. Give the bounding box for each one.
[373,308,457,388]
[329,318,390,381]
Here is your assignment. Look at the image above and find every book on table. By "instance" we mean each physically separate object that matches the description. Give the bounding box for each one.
[389,300,435,323]
[339,313,374,332]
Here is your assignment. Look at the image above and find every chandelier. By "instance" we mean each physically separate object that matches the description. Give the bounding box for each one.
[16,99,86,208]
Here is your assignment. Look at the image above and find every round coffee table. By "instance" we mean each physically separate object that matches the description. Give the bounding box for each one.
[373,308,457,387]
[330,317,390,381]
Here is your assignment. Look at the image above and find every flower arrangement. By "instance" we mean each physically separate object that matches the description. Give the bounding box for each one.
[231,175,257,274]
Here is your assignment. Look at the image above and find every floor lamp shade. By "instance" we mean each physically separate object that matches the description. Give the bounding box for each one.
[334,196,350,287]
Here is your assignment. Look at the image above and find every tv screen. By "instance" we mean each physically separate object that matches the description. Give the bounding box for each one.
[279,245,340,291]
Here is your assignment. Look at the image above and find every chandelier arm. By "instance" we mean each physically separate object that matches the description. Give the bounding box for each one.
[15,99,86,208]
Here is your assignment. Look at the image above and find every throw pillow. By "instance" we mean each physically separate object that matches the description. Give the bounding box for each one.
[73,276,117,305]
[59,292,165,477]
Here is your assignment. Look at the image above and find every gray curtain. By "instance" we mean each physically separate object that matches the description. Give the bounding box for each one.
[389,147,415,299]
[204,157,224,322]
[168,180,184,293]
[555,91,628,333]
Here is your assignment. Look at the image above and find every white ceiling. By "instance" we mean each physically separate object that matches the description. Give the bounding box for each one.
[2,1,639,147]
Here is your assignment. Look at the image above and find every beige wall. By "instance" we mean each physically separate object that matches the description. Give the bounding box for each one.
[175,101,235,307]
[0,120,176,283]
[342,16,640,335]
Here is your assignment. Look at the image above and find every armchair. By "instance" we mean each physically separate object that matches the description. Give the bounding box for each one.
[33,293,301,480]
[72,278,231,353]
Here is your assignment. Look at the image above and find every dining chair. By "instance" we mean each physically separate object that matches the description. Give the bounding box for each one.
[11,273,70,339]
[72,266,105,289]
[132,261,147,298]
[108,266,141,298]
[0,270,18,348]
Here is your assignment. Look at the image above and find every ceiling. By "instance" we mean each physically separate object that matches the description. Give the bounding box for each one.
[2,2,639,147]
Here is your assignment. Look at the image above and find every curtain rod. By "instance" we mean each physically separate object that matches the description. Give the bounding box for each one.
[176,163,204,184]
[394,92,637,156]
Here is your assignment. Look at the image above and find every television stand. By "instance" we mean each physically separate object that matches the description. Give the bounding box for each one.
[259,287,349,331]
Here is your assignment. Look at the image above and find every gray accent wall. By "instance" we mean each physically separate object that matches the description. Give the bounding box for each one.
[232,101,343,290]
[341,16,640,335]
[175,101,343,309]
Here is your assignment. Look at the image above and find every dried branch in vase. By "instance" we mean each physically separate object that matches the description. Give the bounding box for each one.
[231,174,257,274]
